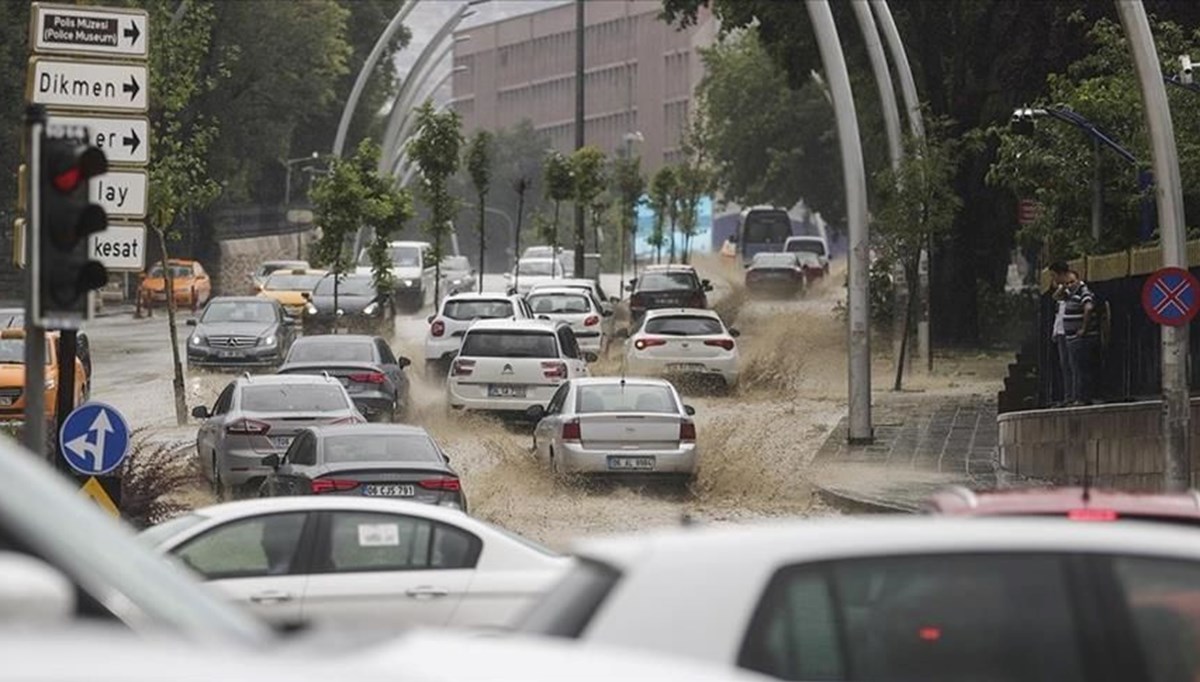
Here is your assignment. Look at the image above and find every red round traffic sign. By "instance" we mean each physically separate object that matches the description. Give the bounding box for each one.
[1142,267,1200,327]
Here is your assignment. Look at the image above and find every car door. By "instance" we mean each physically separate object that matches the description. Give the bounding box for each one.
[373,338,405,398]
[556,327,588,377]
[299,510,476,629]
[198,383,235,480]
[171,511,314,626]
[534,383,570,462]
[275,304,295,350]
[267,432,318,496]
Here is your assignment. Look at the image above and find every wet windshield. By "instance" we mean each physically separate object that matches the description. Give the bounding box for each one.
[241,384,349,412]
[263,273,323,291]
[442,256,470,271]
[785,239,826,256]
[751,253,798,268]
[518,259,560,277]
[644,316,724,336]
[638,272,699,292]
[528,294,590,314]
[461,330,558,358]
[0,338,51,364]
[443,299,514,321]
[200,301,276,324]
[576,384,678,414]
[314,276,375,297]
[286,340,375,363]
[322,434,442,463]
[148,264,192,279]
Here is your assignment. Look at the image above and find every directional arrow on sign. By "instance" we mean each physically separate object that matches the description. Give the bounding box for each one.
[64,410,115,474]
[123,20,141,47]
[46,115,149,166]
[29,58,148,112]
[123,74,140,100]
[123,129,141,155]
[31,5,149,59]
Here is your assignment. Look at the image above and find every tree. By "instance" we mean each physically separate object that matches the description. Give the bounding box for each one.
[465,130,494,292]
[570,145,608,275]
[676,152,713,265]
[612,155,646,286]
[357,141,415,301]
[649,166,677,265]
[543,151,574,270]
[407,100,464,305]
[310,141,374,316]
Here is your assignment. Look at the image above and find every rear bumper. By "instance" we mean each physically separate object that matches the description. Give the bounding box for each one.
[447,381,559,413]
[350,393,397,420]
[558,442,697,474]
[575,333,603,353]
[626,356,739,387]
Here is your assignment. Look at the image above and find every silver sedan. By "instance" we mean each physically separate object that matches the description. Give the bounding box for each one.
[527,377,697,483]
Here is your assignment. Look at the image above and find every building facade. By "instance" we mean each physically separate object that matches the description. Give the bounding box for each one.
[451,0,716,173]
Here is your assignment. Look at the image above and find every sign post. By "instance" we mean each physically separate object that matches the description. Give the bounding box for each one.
[59,401,130,515]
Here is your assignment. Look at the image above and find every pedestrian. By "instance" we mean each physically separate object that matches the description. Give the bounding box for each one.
[1048,261,1074,406]
[1062,269,1099,405]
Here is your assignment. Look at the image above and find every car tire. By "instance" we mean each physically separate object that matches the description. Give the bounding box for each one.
[211,453,225,501]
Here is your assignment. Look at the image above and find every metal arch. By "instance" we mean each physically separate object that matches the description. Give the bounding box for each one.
[387,50,461,175]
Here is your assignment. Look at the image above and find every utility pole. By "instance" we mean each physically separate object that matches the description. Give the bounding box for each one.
[573,0,586,278]
[807,0,872,443]
[23,106,46,455]
[1115,1,1191,490]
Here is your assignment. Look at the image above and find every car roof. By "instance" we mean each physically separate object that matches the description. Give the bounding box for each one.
[261,260,308,266]
[182,496,471,526]
[291,334,377,345]
[387,240,431,248]
[570,376,675,388]
[785,235,824,242]
[519,257,560,264]
[926,486,1200,519]
[206,296,276,304]
[532,278,595,287]
[305,423,431,438]
[573,516,1200,572]
[642,264,697,273]
[235,373,342,386]
[444,292,518,301]
[642,307,719,319]
[466,318,562,332]
[526,287,591,296]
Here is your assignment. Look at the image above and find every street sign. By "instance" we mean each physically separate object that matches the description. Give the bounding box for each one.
[90,169,146,219]
[47,114,148,166]
[59,402,131,476]
[79,476,120,516]
[31,4,147,59]
[29,58,147,113]
[89,223,145,271]
[1142,267,1200,327]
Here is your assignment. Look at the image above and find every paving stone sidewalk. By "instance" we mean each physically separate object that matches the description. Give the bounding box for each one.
[812,393,1012,512]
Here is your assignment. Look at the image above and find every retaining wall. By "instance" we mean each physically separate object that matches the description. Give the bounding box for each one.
[216,232,312,296]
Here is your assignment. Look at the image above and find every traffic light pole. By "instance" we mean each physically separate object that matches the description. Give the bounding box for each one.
[23,106,46,455]
[55,330,77,473]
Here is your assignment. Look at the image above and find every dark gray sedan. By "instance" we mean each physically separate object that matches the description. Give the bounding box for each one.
[186,297,294,369]
[258,424,466,510]
[280,335,411,421]
[303,273,393,335]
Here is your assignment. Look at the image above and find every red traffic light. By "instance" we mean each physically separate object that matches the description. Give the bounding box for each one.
[53,166,81,193]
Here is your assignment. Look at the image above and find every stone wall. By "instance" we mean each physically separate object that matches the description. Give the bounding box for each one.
[998,399,1200,489]
[216,232,312,296]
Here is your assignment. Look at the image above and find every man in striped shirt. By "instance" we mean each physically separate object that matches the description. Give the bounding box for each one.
[1062,272,1099,405]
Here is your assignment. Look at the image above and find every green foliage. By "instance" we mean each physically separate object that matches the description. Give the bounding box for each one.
[570,146,608,210]
[465,130,493,285]
[612,155,647,239]
[408,101,464,300]
[0,2,29,230]
[648,166,677,257]
[543,151,574,252]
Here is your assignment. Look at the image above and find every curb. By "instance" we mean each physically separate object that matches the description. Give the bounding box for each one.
[813,480,917,515]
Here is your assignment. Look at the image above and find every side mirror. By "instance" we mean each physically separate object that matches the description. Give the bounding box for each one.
[442,453,452,463]
[426,314,435,324]
[601,309,614,318]
[609,296,619,305]
[0,552,75,626]
[260,454,281,468]
[301,292,312,300]
[186,318,198,327]
[702,279,713,292]
[684,405,696,416]
[397,356,411,369]
[190,405,209,419]
[524,404,546,421]
[584,352,599,363]
[729,328,741,338]
[503,273,512,281]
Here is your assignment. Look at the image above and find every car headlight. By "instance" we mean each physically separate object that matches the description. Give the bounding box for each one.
[190,335,205,346]
[261,335,276,347]
[336,308,345,317]
[402,279,414,288]
[44,378,56,390]
[305,303,318,315]
[363,302,379,316]
[451,279,463,286]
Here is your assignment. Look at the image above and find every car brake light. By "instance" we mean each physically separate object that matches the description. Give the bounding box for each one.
[330,415,363,425]
[634,338,667,351]
[542,360,567,379]
[1067,508,1118,521]
[679,420,696,442]
[584,315,600,327]
[226,418,270,435]
[348,372,387,384]
[431,320,445,337]
[419,477,462,491]
[562,418,581,442]
[451,358,476,377]
[918,626,941,642]
[705,338,735,351]
[311,478,360,494]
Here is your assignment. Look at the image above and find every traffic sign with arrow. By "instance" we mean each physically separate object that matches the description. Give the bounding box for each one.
[47,114,148,166]
[59,402,131,476]
[31,4,148,59]
[29,57,147,113]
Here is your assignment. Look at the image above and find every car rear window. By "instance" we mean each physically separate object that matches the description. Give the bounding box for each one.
[286,340,375,364]
[263,273,322,291]
[322,434,442,464]
[638,272,699,291]
[443,299,514,321]
[577,384,678,414]
[517,559,623,638]
[785,240,826,256]
[518,260,559,277]
[241,384,349,412]
[528,293,590,314]
[644,316,723,336]
[752,253,798,268]
[460,330,559,358]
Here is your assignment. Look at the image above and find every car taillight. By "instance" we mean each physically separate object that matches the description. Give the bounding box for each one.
[419,477,462,492]
[690,292,706,307]
[584,315,600,327]
[679,420,696,442]
[431,320,445,337]
[705,338,735,351]
[630,293,645,309]
[311,478,360,494]
[330,415,364,425]
[226,418,270,435]
[348,372,387,384]
[542,360,567,380]
[451,358,476,377]
[562,418,581,442]
[634,338,667,351]
[1067,508,1118,521]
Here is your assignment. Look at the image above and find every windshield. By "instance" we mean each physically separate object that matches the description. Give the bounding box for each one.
[138,513,208,547]
[785,239,826,256]
[148,263,192,279]
[322,434,442,464]
[528,293,590,314]
[743,210,792,244]
[0,338,51,364]
[286,340,374,363]
[518,260,560,277]
[460,330,559,358]
[241,384,349,412]
[443,299,514,321]
[200,301,276,324]
[263,273,322,291]
[638,272,699,292]
[442,256,470,270]
[577,384,678,414]
[314,276,375,297]
[752,254,798,268]
[256,262,304,277]
[644,315,723,336]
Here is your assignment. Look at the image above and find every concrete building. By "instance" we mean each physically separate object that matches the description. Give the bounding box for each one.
[451,0,717,173]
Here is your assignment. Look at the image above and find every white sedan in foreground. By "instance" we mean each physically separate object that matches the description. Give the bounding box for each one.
[528,377,697,482]
[516,517,1200,681]
[140,497,569,631]
[624,308,740,389]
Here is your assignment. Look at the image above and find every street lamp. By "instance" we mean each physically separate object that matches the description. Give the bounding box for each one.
[283,151,322,259]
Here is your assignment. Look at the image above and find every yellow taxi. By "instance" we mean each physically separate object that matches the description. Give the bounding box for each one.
[0,329,87,422]
[138,259,213,312]
[256,268,326,320]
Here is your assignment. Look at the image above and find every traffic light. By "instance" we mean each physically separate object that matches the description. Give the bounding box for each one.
[38,135,109,325]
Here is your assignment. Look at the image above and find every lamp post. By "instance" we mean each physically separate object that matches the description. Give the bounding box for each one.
[284,151,321,258]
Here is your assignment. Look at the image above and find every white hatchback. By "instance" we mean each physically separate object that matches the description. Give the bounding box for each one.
[447,319,590,414]
[505,257,567,296]
[424,293,532,377]
[624,308,740,389]
[526,287,611,358]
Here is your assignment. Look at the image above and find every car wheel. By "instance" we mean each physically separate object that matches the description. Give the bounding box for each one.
[211,453,225,501]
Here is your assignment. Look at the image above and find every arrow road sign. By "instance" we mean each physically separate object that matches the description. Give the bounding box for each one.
[47,115,148,166]
[89,223,146,271]
[29,58,147,113]
[1142,267,1200,327]
[90,169,147,219]
[31,4,148,59]
[59,402,131,476]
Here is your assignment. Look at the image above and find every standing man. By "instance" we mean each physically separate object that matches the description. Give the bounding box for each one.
[1062,268,1099,405]
[1048,261,1073,406]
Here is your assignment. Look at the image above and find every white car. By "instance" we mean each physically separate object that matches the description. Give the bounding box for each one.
[528,377,697,481]
[356,240,435,312]
[140,497,570,631]
[526,287,611,358]
[518,517,1200,680]
[506,257,567,296]
[424,293,532,377]
[528,277,620,312]
[447,319,590,414]
[625,308,740,389]
[783,235,830,273]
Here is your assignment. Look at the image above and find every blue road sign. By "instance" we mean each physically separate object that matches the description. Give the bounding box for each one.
[1142,267,1200,328]
[59,402,131,476]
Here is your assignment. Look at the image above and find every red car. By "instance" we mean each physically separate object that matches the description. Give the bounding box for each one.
[924,486,1200,524]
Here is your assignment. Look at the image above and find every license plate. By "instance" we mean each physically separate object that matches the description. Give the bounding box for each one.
[667,363,707,373]
[608,456,655,471]
[488,384,526,398]
[217,350,242,359]
[269,435,293,450]
[362,484,415,497]
[0,397,11,407]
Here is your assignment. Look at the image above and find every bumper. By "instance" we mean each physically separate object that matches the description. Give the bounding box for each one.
[447,382,558,413]
[187,347,283,368]
[558,442,698,474]
[304,316,386,334]
[349,393,397,420]
[626,356,739,387]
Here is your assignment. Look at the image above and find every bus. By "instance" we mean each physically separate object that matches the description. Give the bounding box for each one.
[726,206,795,265]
